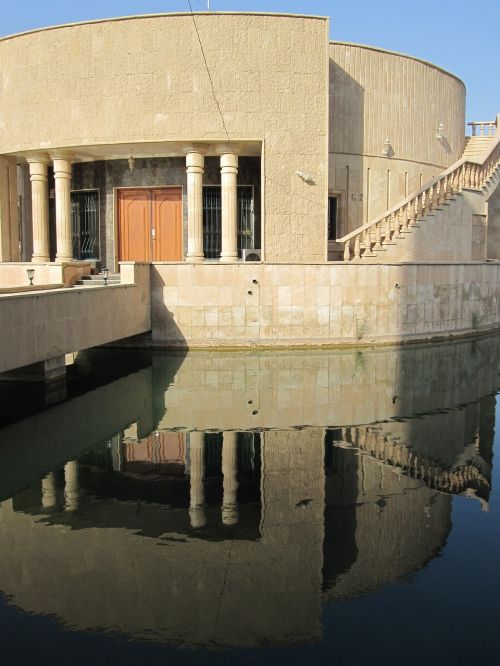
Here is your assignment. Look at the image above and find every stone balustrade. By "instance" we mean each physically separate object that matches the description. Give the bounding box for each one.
[468,120,497,136]
[340,128,500,262]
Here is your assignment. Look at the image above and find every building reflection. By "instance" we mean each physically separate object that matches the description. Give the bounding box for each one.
[0,337,498,647]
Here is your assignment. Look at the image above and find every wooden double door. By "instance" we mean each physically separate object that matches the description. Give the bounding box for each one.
[117,187,182,262]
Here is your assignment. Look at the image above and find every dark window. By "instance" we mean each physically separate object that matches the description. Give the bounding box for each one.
[328,196,338,241]
[203,185,254,259]
[71,190,100,260]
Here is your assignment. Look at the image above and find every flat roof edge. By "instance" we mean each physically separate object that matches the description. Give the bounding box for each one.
[0,12,329,43]
[329,40,465,89]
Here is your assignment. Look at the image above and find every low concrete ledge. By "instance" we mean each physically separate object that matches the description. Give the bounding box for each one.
[0,261,91,289]
[0,284,63,295]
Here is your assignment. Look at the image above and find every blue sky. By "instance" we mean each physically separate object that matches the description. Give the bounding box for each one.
[1,1,498,122]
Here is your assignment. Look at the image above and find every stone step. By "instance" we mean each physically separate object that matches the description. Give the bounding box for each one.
[75,273,121,286]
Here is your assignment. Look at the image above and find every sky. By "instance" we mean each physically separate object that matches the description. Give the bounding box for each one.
[0,0,497,122]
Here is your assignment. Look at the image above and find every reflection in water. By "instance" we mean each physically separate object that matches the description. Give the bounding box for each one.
[0,335,498,651]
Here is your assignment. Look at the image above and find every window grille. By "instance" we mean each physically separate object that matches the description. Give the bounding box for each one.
[71,190,99,260]
[203,185,254,259]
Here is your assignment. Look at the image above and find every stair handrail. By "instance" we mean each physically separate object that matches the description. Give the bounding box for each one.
[337,118,500,260]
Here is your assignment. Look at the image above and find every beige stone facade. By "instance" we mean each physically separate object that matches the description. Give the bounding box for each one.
[0,11,499,355]
[329,42,466,235]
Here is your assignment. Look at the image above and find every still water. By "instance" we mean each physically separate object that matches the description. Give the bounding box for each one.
[1,335,500,665]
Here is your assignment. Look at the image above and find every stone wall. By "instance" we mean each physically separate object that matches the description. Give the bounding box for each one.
[150,261,500,347]
[329,42,466,234]
[0,13,329,263]
[0,262,150,373]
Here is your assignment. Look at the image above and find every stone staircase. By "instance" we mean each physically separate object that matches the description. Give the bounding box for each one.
[338,117,500,262]
[75,272,121,287]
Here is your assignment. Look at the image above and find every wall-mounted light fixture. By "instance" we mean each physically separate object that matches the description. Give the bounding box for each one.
[295,170,315,184]
[128,155,135,172]
[436,121,445,140]
[382,138,392,157]
[27,267,34,286]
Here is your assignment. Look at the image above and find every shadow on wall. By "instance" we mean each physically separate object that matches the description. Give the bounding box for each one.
[150,267,188,349]
[329,58,365,238]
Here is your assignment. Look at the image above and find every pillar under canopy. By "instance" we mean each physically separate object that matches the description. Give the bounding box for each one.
[28,157,50,262]
[222,431,239,526]
[189,431,206,528]
[53,156,73,262]
[186,151,205,263]
[220,152,239,262]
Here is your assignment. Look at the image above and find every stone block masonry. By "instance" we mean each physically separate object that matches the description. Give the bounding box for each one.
[151,262,500,347]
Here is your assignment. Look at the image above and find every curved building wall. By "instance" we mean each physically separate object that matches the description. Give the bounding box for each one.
[329,42,466,234]
[0,13,329,262]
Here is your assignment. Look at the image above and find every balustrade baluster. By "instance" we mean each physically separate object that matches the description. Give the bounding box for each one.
[459,164,466,189]
[445,174,453,199]
[465,164,472,188]
[374,223,383,250]
[363,229,373,257]
[354,235,361,260]
[343,239,351,261]
[383,216,393,245]
[401,204,409,232]
[438,178,446,204]
[415,194,423,220]
[431,182,439,207]
[407,200,417,227]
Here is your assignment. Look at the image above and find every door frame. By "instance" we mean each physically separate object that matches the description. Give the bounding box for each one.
[113,185,184,272]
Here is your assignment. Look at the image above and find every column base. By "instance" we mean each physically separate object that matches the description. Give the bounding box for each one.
[55,254,73,263]
[32,255,50,263]
[219,255,239,263]
[186,254,205,263]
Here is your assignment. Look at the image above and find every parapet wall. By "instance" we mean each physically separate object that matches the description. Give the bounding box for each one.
[151,261,500,347]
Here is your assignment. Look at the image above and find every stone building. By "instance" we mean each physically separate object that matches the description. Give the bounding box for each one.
[1,11,500,359]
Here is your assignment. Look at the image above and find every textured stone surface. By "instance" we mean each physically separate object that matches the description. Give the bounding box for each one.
[329,42,466,234]
[151,261,500,347]
[0,263,150,373]
[0,13,329,263]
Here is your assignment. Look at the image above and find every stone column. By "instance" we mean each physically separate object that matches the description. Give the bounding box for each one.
[186,150,205,263]
[41,472,57,509]
[52,155,73,262]
[28,157,50,262]
[220,152,239,262]
[189,431,206,528]
[222,431,239,525]
[64,460,79,512]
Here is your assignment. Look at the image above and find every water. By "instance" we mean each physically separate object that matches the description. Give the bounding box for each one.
[1,335,500,665]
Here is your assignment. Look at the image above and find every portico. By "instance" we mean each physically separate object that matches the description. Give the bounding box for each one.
[14,142,259,269]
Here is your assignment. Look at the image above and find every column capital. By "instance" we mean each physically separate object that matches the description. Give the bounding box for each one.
[52,154,73,179]
[183,143,208,156]
[186,151,205,172]
[27,155,50,180]
[50,150,74,161]
[214,143,240,156]
[26,153,50,166]
[220,152,239,172]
